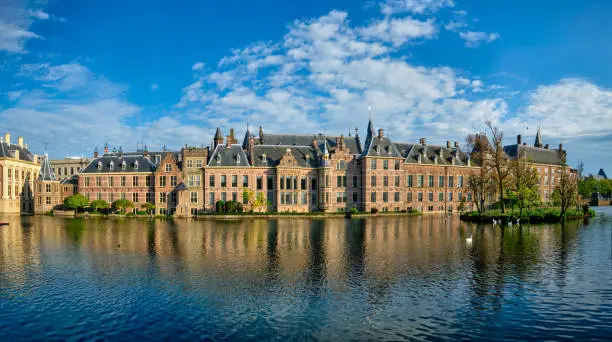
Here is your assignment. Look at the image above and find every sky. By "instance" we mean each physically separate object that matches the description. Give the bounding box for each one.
[1,0,611,175]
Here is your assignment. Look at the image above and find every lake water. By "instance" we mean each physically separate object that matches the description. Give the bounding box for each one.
[1,209,611,341]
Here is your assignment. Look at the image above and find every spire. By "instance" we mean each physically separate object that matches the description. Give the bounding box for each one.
[38,153,57,181]
[361,107,375,158]
[214,127,223,140]
[534,125,543,148]
[242,124,253,150]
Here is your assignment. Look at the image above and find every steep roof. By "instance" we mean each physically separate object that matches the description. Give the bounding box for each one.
[61,175,78,185]
[208,144,250,167]
[38,154,57,181]
[598,168,608,179]
[0,142,37,162]
[251,145,318,168]
[214,127,223,140]
[81,155,157,173]
[401,143,472,166]
[534,127,543,148]
[503,144,563,165]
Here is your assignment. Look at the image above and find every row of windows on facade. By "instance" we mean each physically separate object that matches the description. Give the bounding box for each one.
[53,167,79,176]
[82,175,201,187]
[3,168,35,181]
[84,191,198,204]
[369,159,402,170]
[4,186,33,198]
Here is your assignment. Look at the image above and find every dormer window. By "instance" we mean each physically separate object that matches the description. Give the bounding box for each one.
[155,155,161,164]
[97,161,102,170]
[122,161,127,169]
[236,154,241,164]
[109,161,114,170]
[134,161,139,169]
[375,145,380,154]
[417,154,422,164]
[262,153,267,165]
[216,154,221,164]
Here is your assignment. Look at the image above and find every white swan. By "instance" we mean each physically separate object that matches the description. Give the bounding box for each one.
[508,220,513,226]
[492,219,498,225]
[516,218,520,224]
[466,234,473,244]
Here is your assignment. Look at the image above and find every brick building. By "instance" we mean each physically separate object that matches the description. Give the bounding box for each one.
[34,153,63,214]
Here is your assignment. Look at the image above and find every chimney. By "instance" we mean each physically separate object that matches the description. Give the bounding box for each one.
[545,144,549,149]
[454,141,459,148]
[335,136,340,147]
[229,128,235,144]
[378,128,384,139]
[94,147,99,158]
[517,134,522,145]
[446,140,451,148]
[17,136,23,148]
[523,143,526,146]
[4,133,10,145]
[312,138,318,149]
[419,137,427,146]
[248,136,255,165]
[559,144,563,152]
[104,143,109,154]
[259,126,264,144]
[340,134,345,148]
[355,127,359,137]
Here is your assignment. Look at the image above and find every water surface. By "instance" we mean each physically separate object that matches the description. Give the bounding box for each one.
[1,209,611,341]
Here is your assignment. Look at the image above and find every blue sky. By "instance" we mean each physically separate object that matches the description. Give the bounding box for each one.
[1,0,611,174]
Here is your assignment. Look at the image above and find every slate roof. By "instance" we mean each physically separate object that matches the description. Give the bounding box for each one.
[362,136,403,158]
[251,145,318,168]
[175,182,188,191]
[253,132,362,155]
[61,175,78,185]
[81,155,157,173]
[208,144,250,167]
[0,142,37,162]
[503,144,563,165]
[38,154,57,181]
[598,168,608,179]
[399,143,472,166]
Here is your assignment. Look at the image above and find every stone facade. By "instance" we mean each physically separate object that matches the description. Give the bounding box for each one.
[0,133,40,214]
[50,157,90,181]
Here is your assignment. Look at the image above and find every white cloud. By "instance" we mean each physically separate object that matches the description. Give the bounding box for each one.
[6,90,23,101]
[151,83,159,91]
[380,0,454,15]
[0,20,40,53]
[176,9,500,144]
[1,62,209,157]
[192,62,205,71]
[459,31,500,48]
[444,20,467,31]
[28,9,49,20]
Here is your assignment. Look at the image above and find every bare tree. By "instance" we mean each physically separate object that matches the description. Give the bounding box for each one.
[553,153,578,218]
[576,161,584,210]
[466,121,511,213]
[467,169,493,214]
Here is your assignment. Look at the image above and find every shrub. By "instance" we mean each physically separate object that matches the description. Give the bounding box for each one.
[225,201,237,213]
[216,200,225,213]
[350,208,359,214]
[136,211,148,215]
[371,208,379,214]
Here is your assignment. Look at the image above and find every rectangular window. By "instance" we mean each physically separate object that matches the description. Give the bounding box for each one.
[133,193,139,203]
[209,192,215,205]
[146,176,151,186]
[286,177,291,190]
[165,164,172,172]
[311,178,317,190]
[267,176,274,190]
[439,192,443,202]
[267,191,274,205]
[383,192,388,203]
[383,160,389,170]
[159,176,166,187]
[189,192,198,204]
[96,177,102,187]
[159,192,166,203]
[417,175,424,187]
[352,175,358,187]
[458,175,464,188]
[110,193,114,202]
[301,178,306,190]
[170,176,177,187]
[353,192,358,203]
[133,176,139,186]
[187,160,193,168]
[46,197,51,205]
[395,160,401,170]
[394,192,400,202]
[170,192,177,203]
[209,175,215,187]
[97,193,101,201]
[428,175,434,187]
[196,160,202,168]
[257,176,263,190]
[394,175,400,187]
[325,175,329,187]
[371,192,377,203]
[370,159,376,169]
[448,192,453,201]
[407,192,412,202]
[311,193,317,205]
[448,176,454,188]
[232,192,237,202]
[428,191,434,201]
[121,176,126,187]
[45,184,51,192]
[188,175,194,187]
[242,175,248,187]
[232,175,238,187]
[337,175,342,187]
[85,177,90,187]
[383,176,389,187]
[418,192,423,202]
[109,177,114,187]
[121,192,126,200]
[220,175,226,187]
[467,193,472,201]
[407,175,413,187]
[458,192,463,201]
[371,175,377,187]
[146,192,152,203]
[439,175,444,187]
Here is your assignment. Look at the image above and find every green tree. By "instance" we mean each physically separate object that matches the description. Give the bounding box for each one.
[458,197,467,212]
[253,192,268,212]
[509,154,540,217]
[90,199,109,212]
[141,202,155,215]
[552,154,578,218]
[216,200,225,212]
[112,199,134,213]
[63,194,89,214]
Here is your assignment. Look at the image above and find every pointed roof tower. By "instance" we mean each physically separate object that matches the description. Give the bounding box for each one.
[38,153,57,181]
[534,126,543,148]
[360,106,376,158]
[214,127,223,140]
[242,124,252,150]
